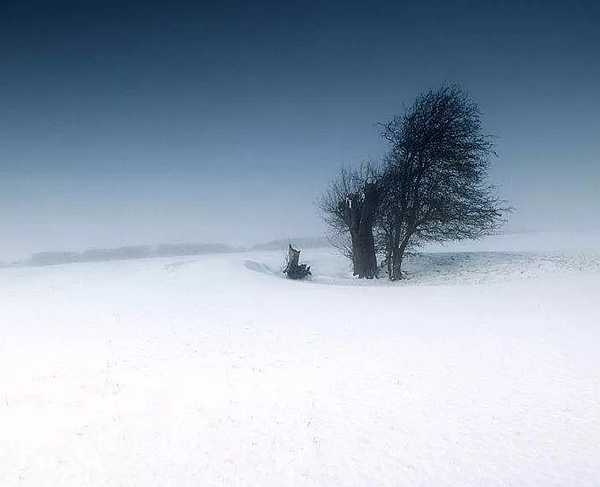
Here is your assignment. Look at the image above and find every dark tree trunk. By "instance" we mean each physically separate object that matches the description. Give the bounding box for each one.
[350,237,360,276]
[357,228,377,278]
[385,247,393,278]
[349,229,374,278]
[343,182,379,279]
[389,236,410,280]
[390,249,403,281]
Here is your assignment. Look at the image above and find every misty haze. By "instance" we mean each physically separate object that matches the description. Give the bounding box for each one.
[1,1,599,486]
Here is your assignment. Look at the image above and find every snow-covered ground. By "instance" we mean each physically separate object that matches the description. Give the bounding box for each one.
[1,233,599,486]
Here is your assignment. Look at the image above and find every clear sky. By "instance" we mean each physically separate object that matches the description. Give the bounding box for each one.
[1,0,599,260]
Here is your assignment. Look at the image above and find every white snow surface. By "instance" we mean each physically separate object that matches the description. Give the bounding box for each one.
[1,233,600,486]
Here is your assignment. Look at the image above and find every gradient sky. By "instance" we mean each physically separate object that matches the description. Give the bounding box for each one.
[1,0,599,260]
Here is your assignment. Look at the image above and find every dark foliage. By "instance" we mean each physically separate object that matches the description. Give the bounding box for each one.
[377,84,507,279]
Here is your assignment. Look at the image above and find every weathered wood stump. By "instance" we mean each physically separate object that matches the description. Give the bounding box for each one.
[283,244,311,280]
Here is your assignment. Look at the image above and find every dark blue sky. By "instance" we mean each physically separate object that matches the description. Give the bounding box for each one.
[1,0,599,259]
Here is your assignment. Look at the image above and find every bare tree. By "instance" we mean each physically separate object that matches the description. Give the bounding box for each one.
[377,84,507,280]
[319,164,380,278]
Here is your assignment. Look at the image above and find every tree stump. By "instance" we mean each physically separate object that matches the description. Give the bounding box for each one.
[283,244,311,279]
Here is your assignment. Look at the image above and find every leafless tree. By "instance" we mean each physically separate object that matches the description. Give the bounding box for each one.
[377,84,507,280]
[319,163,381,278]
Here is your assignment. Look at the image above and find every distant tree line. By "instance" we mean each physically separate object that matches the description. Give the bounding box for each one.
[320,84,508,280]
[27,243,237,266]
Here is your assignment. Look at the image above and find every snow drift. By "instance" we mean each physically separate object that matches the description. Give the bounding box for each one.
[1,233,599,486]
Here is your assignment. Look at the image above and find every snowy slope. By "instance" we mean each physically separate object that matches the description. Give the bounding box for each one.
[1,234,599,486]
